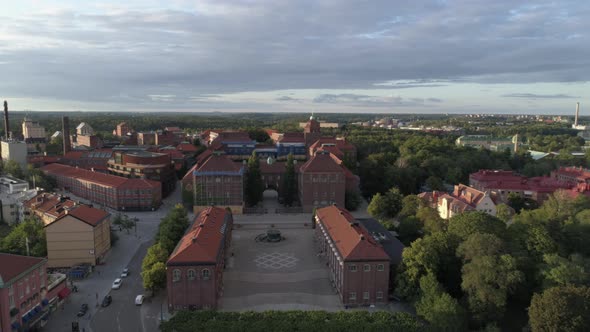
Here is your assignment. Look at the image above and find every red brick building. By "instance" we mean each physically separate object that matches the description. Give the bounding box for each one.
[298,152,348,212]
[309,137,357,161]
[314,206,390,307]
[58,149,113,173]
[183,153,244,214]
[115,122,132,137]
[550,166,590,185]
[41,163,161,211]
[303,115,321,148]
[107,150,176,197]
[166,207,233,311]
[0,253,67,332]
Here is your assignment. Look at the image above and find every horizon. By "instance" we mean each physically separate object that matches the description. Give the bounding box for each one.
[1,1,589,114]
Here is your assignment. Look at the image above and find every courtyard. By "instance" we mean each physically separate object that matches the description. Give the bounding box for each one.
[219,226,344,312]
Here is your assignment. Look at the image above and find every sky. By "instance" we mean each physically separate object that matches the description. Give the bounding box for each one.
[1,0,589,114]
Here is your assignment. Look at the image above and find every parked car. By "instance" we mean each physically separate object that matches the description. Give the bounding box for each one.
[101,295,112,307]
[112,278,122,289]
[76,303,89,317]
[135,295,145,305]
[121,268,129,278]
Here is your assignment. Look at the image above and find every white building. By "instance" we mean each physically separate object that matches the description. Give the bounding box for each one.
[0,175,37,224]
[22,117,46,139]
[1,140,28,169]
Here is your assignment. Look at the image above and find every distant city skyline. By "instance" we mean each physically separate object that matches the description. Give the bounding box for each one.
[1,1,589,114]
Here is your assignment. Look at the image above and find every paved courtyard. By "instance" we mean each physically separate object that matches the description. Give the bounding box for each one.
[219,226,344,312]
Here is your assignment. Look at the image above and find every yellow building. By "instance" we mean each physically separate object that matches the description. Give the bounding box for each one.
[44,205,111,268]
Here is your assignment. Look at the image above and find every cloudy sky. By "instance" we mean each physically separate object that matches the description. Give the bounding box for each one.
[1,0,589,114]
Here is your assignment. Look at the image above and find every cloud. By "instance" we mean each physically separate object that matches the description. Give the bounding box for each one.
[0,1,588,112]
[313,93,442,107]
[501,93,579,99]
[276,96,301,102]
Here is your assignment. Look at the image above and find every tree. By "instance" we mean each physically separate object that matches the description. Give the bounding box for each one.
[447,211,506,241]
[396,216,423,246]
[416,207,445,234]
[367,187,403,220]
[244,151,264,207]
[399,195,423,219]
[541,254,590,288]
[282,153,297,206]
[456,233,505,262]
[495,203,514,223]
[461,254,524,323]
[142,243,170,270]
[26,165,56,191]
[4,160,24,179]
[141,261,167,295]
[425,176,445,191]
[344,190,362,211]
[0,217,46,257]
[529,285,590,332]
[416,273,466,331]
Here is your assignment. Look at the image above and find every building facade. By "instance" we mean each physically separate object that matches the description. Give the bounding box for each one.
[107,151,176,197]
[0,176,36,225]
[0,253,67,332]
[299,152,347,212]
[1,140,28,170]
[419,184,498,220]
[41,163,162,211]
[314,206,390,307]
[167,207,233,311]
[115,122,132,137]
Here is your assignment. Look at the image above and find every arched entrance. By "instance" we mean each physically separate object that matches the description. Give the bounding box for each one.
[262,189,280,213]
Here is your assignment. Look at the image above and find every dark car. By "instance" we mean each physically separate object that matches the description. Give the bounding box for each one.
[76,303,89,317]
[101,295,112,307]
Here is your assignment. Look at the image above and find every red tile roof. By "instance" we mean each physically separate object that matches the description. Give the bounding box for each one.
[309,137,356,153]
[176,143,198,153]
[59,205,110,227]
[0,253,46,285]
[278,132,305,143]
[167,207,230,265]
[196,154,242,173]
[299,152,344,173]
[316,206,389,261]
[41,163,160,189]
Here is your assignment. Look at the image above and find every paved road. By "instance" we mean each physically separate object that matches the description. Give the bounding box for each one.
[91,241,153,332]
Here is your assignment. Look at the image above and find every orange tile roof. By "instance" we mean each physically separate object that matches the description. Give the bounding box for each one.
[316,206,389,261]
[196,154,242,173]
[167,207,230,265]
[25,193,110,226]
[58,205,110,227]
[41,163,160,189]
[299,152,344,173]
[0,254,46,285]
[176,143,198,153]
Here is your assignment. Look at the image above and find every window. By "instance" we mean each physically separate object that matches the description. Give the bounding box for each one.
[187,269,196,280]
[9,295,14,308]
[348,265,357,272]
[349,292,356,300]
[376,291,384,300]
[364,264,371,272]
[173,269,181,282]
[363,292,370,300]
[202,269,210,280]
[377,264,385,272]
[18,282,23,299]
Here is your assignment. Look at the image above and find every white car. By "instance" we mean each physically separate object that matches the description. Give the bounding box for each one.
[135,295,145,305]
[121,268,129,278]
[112,278,122,289]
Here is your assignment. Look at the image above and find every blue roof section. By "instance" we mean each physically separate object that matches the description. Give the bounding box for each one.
[357,218,405,265]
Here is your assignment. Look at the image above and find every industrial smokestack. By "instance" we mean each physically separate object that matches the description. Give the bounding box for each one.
[3,100,9,140]
[62,116,71,155]
[575,102,580,127]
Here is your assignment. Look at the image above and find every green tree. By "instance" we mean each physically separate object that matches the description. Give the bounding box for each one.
[541,254,590,288]
[416,273,466,332]
[142,243,170,270]
[529,285,590,332]
[416,207,445,234]
[282,153,297,206]
[448,211,506,241]
[0,217,46,257]
[367,187,403,220]
[4,160,24,179]
[456,233,505,262]
[141,261,167,295]
[26,165,56,191]
[461,254,524,323]
[399,195,423,219]
[344,190,362,211]
[495,203,514,223]
[244,151,264,207]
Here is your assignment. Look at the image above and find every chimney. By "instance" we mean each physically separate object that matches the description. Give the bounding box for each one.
[3,100,9,140]
[580,102,584,126]
[62,116,71,155]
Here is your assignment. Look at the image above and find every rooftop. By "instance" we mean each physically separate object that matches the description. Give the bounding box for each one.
[41,163,160,189]
[299,152,344,173]
[167,207,230,265]
[0,253,46,287]
[315,206,389,261]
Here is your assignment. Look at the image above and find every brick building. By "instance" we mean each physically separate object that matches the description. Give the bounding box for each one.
[24,193,111,267]
[183,153,244,214]
[41,163,161,211]
[309,137,357,161]
[107,150,176,197]
[314,206,390,307]
[58,150,113,173]
[303,115,321,147]
[551,166,590,185]
[298,152,347,212]
[0,253,67,332]
[166,207,233,311]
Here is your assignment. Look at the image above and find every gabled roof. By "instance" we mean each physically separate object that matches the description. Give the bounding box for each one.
[278,132,305,143]
[357,218,405,265]
[167,207,230,265]
[41,163,160,189]
[55,205,110,227]
[176,143,198,153]
[309,137,356,152]
[0,253,46,287]
[316,206,389,261]
[25,192,110,227]
[195,153,243,174]
[299,152,344,173]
